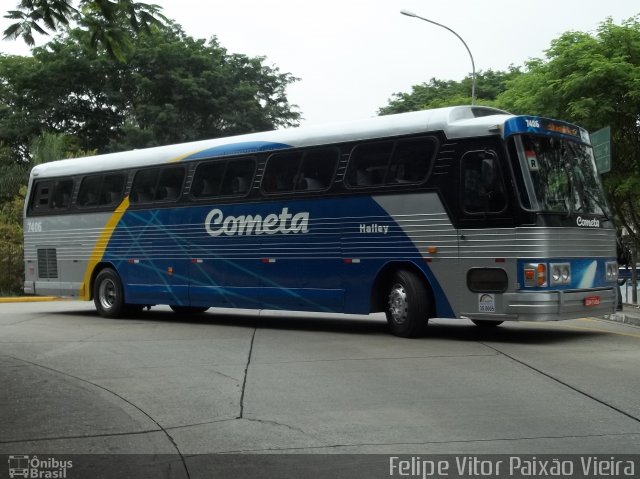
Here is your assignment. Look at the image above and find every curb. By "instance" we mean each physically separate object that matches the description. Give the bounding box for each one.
[0,296,64,303]
[604,311,640,328]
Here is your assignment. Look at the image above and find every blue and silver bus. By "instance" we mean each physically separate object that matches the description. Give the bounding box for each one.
[23,106,618,337]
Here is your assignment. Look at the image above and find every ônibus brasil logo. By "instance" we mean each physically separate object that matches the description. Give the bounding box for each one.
[205,207,309,237]
[8,455,73,478]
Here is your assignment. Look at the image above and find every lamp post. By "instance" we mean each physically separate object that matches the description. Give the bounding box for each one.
[400,9,476,105]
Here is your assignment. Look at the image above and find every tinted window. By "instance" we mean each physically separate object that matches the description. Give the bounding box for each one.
[262,152,300,193]
[461,150,506,213]
[347,141,393,187]
[346,137,435,187]
[155,167,185,201]
[77,176,102,207]
[262,148,338,193]
[101,174,125,205]
[130,166,185,204]
[298,149,338,191]
[31,181,53,211]
[51,179,74,209]
[220,158,255,196]
[191,157,255,198]
[191,162,226,198]
[77,173,125,208]
[131,169,159,203]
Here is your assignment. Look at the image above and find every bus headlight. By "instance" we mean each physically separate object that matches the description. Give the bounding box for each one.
[550,263,571,286]
[605,261,618,282]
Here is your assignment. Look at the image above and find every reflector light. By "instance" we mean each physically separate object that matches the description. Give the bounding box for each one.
[537,263,547,287]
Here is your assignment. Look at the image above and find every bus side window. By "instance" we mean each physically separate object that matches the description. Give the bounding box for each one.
[296,148,338,191]
[221,158,255,196]
[155,167,185,201]
[388,137,434,184]
[262,152,302,193]
[130,169,159,203]
[100,173,125,205]
[78,176,102,207]
[346,141,393,187]
[192,162,226,198]
[31,181,53,212]
[51,179,74,209]
[461,151,506,213]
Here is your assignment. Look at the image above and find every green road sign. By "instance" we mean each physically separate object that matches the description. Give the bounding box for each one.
[590,126,611,174]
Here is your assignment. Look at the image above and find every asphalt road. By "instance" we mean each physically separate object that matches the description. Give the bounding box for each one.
[1,301,640,476]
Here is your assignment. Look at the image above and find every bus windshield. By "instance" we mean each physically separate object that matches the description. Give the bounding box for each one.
[515,135,609,216]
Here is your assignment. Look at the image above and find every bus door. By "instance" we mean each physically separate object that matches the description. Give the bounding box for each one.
[259,198,344,313]
[457,149,515,315]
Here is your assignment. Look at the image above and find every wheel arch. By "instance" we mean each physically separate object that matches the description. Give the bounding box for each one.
[370,261,436,316]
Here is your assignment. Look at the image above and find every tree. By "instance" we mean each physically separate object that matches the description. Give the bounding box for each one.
[0,22,300,159]
[0,132,93,295]
[378,69,521,115]
[110,23,300,150]
[497,17,640,266]
[3,0,167,60]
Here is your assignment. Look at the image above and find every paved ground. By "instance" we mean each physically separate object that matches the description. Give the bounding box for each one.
[1,301,640,476]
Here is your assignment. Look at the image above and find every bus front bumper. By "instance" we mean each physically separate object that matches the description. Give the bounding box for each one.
[461,287,616,322]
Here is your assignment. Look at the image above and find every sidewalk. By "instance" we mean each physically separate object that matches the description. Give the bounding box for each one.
[0,296,63,303]
[607,303,640,327]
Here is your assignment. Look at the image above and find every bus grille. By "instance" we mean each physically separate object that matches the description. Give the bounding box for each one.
[37,248,58,279]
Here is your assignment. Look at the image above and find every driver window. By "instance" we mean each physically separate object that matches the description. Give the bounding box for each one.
[461,151,506,213]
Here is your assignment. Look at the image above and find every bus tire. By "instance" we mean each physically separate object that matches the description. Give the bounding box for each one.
[385,270,430,338]
[471,320,503,327]
[93,268,125,318]
[170,305,210,314]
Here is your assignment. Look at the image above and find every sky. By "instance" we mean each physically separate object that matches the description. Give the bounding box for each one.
[1,0,639,127]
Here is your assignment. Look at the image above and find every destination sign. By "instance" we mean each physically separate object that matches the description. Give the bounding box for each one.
[503,116,589,144]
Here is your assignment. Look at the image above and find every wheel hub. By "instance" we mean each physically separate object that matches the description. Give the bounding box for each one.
[99,278,116,310]
[388,283,408,324]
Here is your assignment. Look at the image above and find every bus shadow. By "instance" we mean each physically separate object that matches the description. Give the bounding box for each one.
[56,308,607,345]
[424,321,603,345]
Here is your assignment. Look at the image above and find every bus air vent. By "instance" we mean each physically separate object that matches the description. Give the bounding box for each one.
[37,248,58,279]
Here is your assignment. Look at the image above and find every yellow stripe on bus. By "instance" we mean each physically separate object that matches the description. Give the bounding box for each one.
[80,196,130,300]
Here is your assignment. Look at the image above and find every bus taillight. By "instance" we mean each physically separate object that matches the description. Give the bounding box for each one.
[524,263,547,288]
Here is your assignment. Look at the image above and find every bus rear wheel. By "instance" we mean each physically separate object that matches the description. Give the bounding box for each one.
[93,268,125,318]
[170,305,210,314]
[385,270,431,338]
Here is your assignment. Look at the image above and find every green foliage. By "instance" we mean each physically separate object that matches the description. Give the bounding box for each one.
[31,131,96,165]
[0,186,25,296]
[379,69,522,115]
[0,143,28,203]
[3,0,167,60]
[497,16,640,250]
[0,22,300,157]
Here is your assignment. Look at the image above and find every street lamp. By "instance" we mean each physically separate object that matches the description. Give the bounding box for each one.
[400,9,476,105]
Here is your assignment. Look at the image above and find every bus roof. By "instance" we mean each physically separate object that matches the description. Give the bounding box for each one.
[31,105,514,179]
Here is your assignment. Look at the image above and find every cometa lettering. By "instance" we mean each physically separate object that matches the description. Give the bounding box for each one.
[576,216,600,228]
[205,207,309,237]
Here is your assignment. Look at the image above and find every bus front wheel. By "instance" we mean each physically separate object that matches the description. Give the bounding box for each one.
[385,270,430,338]
[93,268,125,318]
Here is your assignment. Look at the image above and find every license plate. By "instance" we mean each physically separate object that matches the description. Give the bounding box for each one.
[584,296,601,307]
